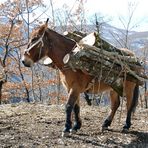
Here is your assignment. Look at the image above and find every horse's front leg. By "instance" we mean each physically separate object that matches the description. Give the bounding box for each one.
[71,98,82,133]
[63,88,79,136]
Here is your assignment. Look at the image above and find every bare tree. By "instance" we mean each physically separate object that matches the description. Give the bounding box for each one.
[141,47,148,108]
[117,1,138,49]
[0,0,45,103]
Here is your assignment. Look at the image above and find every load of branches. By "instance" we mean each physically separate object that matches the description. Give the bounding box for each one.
[63,31,148,95]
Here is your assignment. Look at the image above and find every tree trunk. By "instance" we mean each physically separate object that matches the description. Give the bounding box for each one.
[144,82,148,108]
[0,81,3,104]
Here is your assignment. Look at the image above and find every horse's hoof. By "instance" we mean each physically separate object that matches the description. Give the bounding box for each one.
[87,101,92,106]
[122,128,129,133]
[122,124,130,133]
[62,131,71,137]
[70,129,77,134]
[101,126,108,132]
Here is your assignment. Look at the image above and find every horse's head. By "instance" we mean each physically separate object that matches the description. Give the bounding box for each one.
[22,19,49,67]
[22,18,76,68]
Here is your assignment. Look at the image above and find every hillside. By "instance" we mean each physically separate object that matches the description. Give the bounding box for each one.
[83,24,148,59]
[0,103,147,147]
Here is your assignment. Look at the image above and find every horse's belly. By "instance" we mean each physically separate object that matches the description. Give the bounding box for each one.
[87,81,112,94]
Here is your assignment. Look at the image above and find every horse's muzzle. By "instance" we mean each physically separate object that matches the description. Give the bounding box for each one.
[21,55,34,67]
[22,60,31,67]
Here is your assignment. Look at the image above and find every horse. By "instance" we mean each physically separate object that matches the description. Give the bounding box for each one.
[22,19,139,137]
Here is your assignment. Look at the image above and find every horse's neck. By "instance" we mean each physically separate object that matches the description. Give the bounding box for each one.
[47,30,75,69]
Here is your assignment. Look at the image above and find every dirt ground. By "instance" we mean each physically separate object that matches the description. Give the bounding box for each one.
[0,102,147,148]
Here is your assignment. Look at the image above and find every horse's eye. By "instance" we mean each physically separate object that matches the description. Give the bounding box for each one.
[31,37,39,42]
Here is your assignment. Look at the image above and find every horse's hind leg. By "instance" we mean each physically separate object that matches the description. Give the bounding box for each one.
[123,82,138,131]
[102,90,120,131]
[71,98,82,133]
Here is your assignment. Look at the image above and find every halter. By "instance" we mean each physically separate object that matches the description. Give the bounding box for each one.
[25,29,46,58]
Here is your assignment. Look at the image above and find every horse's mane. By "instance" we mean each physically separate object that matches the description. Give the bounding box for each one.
[46,28,76,44]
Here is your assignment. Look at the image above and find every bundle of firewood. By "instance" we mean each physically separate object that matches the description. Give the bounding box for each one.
[63,31,147,95]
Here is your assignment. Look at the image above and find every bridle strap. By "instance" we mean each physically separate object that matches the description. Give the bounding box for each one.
[25,29,46,53]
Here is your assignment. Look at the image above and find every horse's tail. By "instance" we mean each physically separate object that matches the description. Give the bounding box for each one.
[131,84,139,113]
[84,91,92,106]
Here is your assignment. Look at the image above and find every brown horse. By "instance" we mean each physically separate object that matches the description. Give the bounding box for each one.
[22,20,139,136]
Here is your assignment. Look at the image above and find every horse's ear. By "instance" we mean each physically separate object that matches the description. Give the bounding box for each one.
[44,18,49,29]
[45,18,49,27]
[38,19,49,35]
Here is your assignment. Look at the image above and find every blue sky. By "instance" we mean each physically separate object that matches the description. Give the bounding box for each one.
[1,0,148,32]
